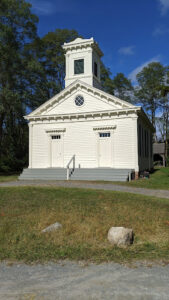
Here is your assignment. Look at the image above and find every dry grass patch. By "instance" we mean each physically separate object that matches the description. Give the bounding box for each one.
[0,186,169,263]
[0,174,18,182]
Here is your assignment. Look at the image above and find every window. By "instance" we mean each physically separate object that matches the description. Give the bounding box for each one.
[51,135,61,139]
[74,59,84,74]
[75,95,84,106]
[94,62,98,77]
[99,132,110,138]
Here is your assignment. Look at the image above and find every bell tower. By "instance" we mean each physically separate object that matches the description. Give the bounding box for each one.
[62,37,103,89]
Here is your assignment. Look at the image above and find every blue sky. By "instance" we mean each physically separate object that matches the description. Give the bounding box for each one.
[29,0,169,84]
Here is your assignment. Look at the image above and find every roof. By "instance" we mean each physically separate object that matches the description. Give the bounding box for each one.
[26,79,135,118]
[25,79,155,132]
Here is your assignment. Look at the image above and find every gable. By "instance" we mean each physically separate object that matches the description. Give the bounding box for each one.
[42,88,121,116]
[27,80,135,118]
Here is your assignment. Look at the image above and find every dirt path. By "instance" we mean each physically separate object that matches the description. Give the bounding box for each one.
[0,261,169,299]
[1,180,169,199]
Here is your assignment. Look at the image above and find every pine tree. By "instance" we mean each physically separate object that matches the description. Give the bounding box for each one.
[0,0,38,172]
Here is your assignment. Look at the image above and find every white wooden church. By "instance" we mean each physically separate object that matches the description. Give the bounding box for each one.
[19,37,154,181]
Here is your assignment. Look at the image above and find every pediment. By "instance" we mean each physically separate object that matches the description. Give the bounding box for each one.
[26,80,135,119]
[42,88,122,116]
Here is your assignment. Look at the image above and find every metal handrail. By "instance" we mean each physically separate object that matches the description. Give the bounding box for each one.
[66,155,75,180]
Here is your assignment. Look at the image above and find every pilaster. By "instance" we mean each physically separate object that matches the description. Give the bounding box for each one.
[28,123,33,168]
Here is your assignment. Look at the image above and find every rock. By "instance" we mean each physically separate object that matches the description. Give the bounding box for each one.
[107,227,134,247]
[42,222,62,233]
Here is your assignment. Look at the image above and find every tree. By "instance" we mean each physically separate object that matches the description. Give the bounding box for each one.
[158,69,169,160]
[0,0,81,172]
[0,0,38,172]
[100,67,134,104]
[113,73,134,103]
[100,65,114,95]
[135,62,166,130]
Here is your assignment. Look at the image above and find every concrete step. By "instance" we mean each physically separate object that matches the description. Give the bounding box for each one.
[19,173,66,177]
[71,174,129,182]
[71,168,131,181]
[19,168,67,180]
[19,168,133,181]
[21,169,66,174]
[71,175,129,179]
[71,178,128,182]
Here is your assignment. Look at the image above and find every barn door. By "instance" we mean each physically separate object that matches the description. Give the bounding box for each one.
[51,135,63,167]
[98,132,112,167]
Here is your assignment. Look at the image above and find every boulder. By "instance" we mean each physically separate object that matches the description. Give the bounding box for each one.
[107,227,134,246]
[42,222,62,233]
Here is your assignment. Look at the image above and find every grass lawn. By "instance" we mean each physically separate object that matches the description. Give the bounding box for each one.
[115,167,169,190]
[0,186,169,263]
[0,175,18,182]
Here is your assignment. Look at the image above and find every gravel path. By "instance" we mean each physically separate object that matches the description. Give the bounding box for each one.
[0,180,169,199]
[0,261,169,300]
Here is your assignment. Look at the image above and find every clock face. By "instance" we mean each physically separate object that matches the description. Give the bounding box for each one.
[75,95,84,106]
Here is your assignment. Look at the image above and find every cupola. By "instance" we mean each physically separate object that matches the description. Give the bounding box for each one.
[62,37,103,89]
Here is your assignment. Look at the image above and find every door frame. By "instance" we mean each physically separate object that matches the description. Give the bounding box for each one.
[93,126,116,168]
[46,128,66,168]
[98,131,112,167]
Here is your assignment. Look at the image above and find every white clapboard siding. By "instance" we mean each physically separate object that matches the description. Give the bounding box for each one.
[30,115,139,171]
[32,125,49,168]
[113,118,138,169]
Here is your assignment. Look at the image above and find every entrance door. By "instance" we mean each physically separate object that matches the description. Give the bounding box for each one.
[51,135,63,167]
[98,132,111,167]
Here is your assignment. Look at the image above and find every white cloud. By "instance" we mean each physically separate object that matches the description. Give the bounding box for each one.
[153,26,169,36]
[128,55,161,84]
[118,46,135,56]
[158,0,169,15]
[29,0,71,15]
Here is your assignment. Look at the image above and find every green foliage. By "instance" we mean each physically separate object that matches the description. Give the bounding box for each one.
[101,65,114,95]
[101,67,134,103]
[135,62,167,128]
[0,0,79,172]
[0,0,38,172]
[113,73,134,103]
[25,29,80,109]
